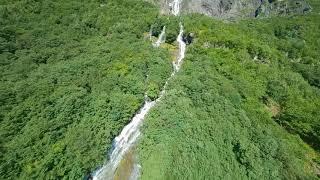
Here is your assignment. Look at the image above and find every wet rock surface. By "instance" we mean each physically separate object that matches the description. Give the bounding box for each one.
[147,0,311,19]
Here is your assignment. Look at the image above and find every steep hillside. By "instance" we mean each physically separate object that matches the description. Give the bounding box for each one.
[0,0,319,179]
[0,0,172,179]
[138,0,320,179]
[148,0,311,19]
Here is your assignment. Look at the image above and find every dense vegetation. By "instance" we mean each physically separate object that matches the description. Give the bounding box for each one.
[138,0,320,179]
[0,0,172,179]
[1,0,320,179]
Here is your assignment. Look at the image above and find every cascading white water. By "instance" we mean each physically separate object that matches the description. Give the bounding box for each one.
[92,1,185,179]
[153,26,166,47]
[170,0,182,16]
[173,23,186,71]
[92,100,155,180]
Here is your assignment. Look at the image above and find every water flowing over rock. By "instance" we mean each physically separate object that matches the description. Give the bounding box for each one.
[92,100,156,180]
[91,1,186,179]
[147,0,311,19]
[170,0,182,16]
[153,26,166,47]
[173,23,186,72]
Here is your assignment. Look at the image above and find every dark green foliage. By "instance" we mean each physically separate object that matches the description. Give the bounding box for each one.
[0,0,172,179]
[151,16,180,44]
[1,0,320,179]
[293,63,320,88]
[138,6,320,179]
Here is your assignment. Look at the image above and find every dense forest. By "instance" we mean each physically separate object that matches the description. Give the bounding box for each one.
[1,0,320,179]
[139,0,320,179]
[0,0,172,179]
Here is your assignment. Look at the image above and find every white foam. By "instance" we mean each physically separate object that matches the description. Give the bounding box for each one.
[92,1,187,179]
[169,0,182,16]
[153,26,166,47]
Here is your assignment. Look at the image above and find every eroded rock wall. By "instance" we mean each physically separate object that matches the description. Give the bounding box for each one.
[147,0,311,19]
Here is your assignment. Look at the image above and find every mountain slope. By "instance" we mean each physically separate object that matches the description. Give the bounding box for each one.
[0,0,319,179]
[138,1,320,179]
[0,0,172,179]
[147,0,311,19]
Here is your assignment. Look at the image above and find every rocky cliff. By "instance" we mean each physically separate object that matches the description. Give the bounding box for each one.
[147,0,311,19]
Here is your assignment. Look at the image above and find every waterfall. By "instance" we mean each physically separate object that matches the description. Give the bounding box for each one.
[173,23,186,71]
[153,26,166,47]
[92,100,155,180]
[170,0,182,16]
[91,1,186,179]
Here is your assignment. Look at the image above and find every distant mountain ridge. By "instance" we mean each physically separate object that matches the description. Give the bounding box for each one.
[147,0,311,19]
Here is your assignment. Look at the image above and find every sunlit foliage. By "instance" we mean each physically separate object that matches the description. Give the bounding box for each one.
[0,0,172,179]
[138,1,320,179]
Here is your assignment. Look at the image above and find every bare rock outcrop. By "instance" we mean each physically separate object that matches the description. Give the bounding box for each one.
[147,0,311,19]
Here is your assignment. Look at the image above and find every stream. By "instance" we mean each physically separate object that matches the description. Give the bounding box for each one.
[92,1,185,179]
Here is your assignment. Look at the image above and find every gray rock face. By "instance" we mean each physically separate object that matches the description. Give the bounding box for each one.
[182,0,261,18]
[147,0,311,19]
